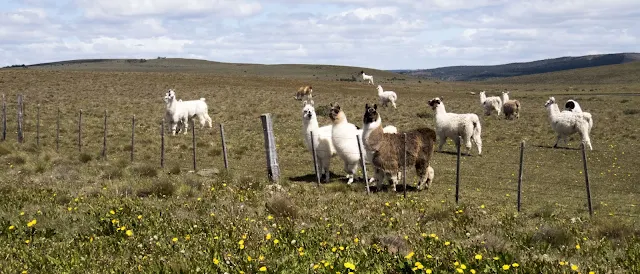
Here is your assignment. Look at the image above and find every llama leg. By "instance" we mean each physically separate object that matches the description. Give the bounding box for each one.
[205,113,213,128]
[373,168,385,191]
[473,132,482,156]
[392,101,397,109]
[553,135,561,148]
[171,122,178,136]
[437,136,446,152]
[182,118,189,134]
[389,172,399,192]
[415,160,428,190]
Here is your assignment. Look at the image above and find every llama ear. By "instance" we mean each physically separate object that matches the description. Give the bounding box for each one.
[365,103,369,109]
[373,104,377,110]
[309,100,314,106]
[302,100,308,106]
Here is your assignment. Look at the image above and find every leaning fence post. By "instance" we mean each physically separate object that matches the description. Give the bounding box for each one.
[191,120,197,171]
[455,135,461,204]
[517,141,525,212]
[78,109,83,152]
[403,133,408,198]
[311,131,321,186]
[17,95,23,143]
[356,135,369,194]
[581,143,593,216]
[102,110,107,159]
[1,94,5,141]
[260,113,280,182]
[36,104,40,148]
[160,118,165,168]
[131,115,135,162]
[219,123,229,170]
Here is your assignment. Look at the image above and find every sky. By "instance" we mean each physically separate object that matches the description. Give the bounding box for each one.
[1,0,639,70]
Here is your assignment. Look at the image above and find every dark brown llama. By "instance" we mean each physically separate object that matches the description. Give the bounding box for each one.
[363,104,436,192]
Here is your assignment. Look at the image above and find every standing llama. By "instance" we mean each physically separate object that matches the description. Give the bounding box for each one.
[501,91,521,119]
[301,100,336,182]
[479,91,502,117]
[360,103,398,184]
[544,97,593,150]
[295,86,313,101]
[163,89,213,135]
[360,71,374,85]
[363,104,437,192]
[377,85,398,109]
[329,103,364,184]
[427,97,482,156]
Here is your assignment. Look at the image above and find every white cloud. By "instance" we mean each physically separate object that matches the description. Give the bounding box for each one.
[1,0,639,69]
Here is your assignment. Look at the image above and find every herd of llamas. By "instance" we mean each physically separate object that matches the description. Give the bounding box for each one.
[163,70,594,192]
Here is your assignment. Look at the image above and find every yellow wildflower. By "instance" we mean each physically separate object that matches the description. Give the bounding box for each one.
[137,215,143,220]
[444,241,451,246]
[471,270,476,274]
[405,251,415,260]
[266,233,272,240]
[475,254,482,260]
[571,264,578,271]
[126,230,133,237]
[247,256,252,262]
[502,265,510,270]
[344,262,356,270]
[267,215,274,220]
[109,210,115,215]
[172,237,178,243]
[259,266,267,272]
[8,225,15,230]
[426,270,432,274]
[512,263,519,268]
[273,239,279,244]
[575,244,581,250]
[27,219,37,227]
[213,258,219,265]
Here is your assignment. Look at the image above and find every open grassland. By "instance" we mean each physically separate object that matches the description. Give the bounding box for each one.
[0,63,639,273]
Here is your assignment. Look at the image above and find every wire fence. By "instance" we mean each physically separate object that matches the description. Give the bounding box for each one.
[1,93,639,219]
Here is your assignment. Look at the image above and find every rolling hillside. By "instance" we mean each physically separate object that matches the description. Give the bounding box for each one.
[396,52,640,81]
[12,58,418,82]
[484,61,640,85]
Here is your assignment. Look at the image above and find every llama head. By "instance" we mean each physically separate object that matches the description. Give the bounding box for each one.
[302,100,316,120]
[479,91,486,96]
[544,97,556,108]
[363,103,379,125]
[329,103,345,122]
[427,97,443,110]
[565,99,581,112]
[163,89,176,103]
[360,70,365,75]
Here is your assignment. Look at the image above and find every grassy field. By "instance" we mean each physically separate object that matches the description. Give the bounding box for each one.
[0,60,639,273]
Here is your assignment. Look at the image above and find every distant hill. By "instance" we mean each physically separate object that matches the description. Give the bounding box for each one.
[12,58,418,83]
[396,53,640,81]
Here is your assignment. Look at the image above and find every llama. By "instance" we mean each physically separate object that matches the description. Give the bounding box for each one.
[301,100,336,182]
[363,104,437,192]
[295,86,313,101]
[329,103,364,184]
[377,85,397,109]
[501,91,521,119]
[544,97,593,150]
[479,91,502,117]
[427,97,482,155]
[360,71,374,85]
[163,89,213,135]
[564,99,583,112]
[360,103,399,184]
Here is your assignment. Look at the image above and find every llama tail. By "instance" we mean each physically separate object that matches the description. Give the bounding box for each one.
[200,98,206,101]
[472,118,482,155]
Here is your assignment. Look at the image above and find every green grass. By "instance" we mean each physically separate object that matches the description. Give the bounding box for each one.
[0,63,639,273]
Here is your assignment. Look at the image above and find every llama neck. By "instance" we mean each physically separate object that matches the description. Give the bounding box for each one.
[435,104,447,116]
[480,93,486,104]
[332,112,347,125]
[366,124,385,151]
[303,116,319,132]
[166,99,178,112]
[363,116,382,140]
[377,87,383,96]
[547,103,560,117]
[502,93,509,102]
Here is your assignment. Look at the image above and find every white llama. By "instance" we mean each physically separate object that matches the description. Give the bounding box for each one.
[479,91,502,117]
[301,100,336,182]
[427,97,482,156]
[360,70,374,85]
[377,85,397,109]
[164,89,213,135]
[564,99,583,113]
[544,97,593,150]
[329,103,364,184]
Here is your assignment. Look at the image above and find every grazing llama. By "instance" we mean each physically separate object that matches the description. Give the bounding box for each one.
[544,97,593,150]
[501,91,521,119]
[479,91,502,117]
[301,100,336,182]
[329,103,364,184]
[564,99,583,112]
[363,104,437,192]
[377,85,398,109]
[360,71,374,85]
[163,89,213,135]
[427,97,482,156]
[295,86,313,101]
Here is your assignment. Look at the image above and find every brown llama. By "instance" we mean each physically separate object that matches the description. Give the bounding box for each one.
[363,104,437,192]
[294,86,313,100]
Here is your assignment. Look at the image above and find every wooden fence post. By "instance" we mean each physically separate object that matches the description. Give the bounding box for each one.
[403,133,408,198]
[1,94,5,141]
[78,109,83,152]
[581,143,593,216]
[191,120,197,171]
[310,131,321,186]
[102,110,107,159]
[356,135,369,193]
[17,95,23,143]
[131,115,135,162]
[517,141,525,212]
[455,135,461,204]
[160,118,165,168]
[261,113,280,182]
[219,123,229,170]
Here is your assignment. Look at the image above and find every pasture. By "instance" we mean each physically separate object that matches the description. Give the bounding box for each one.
[0,59,639,273]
